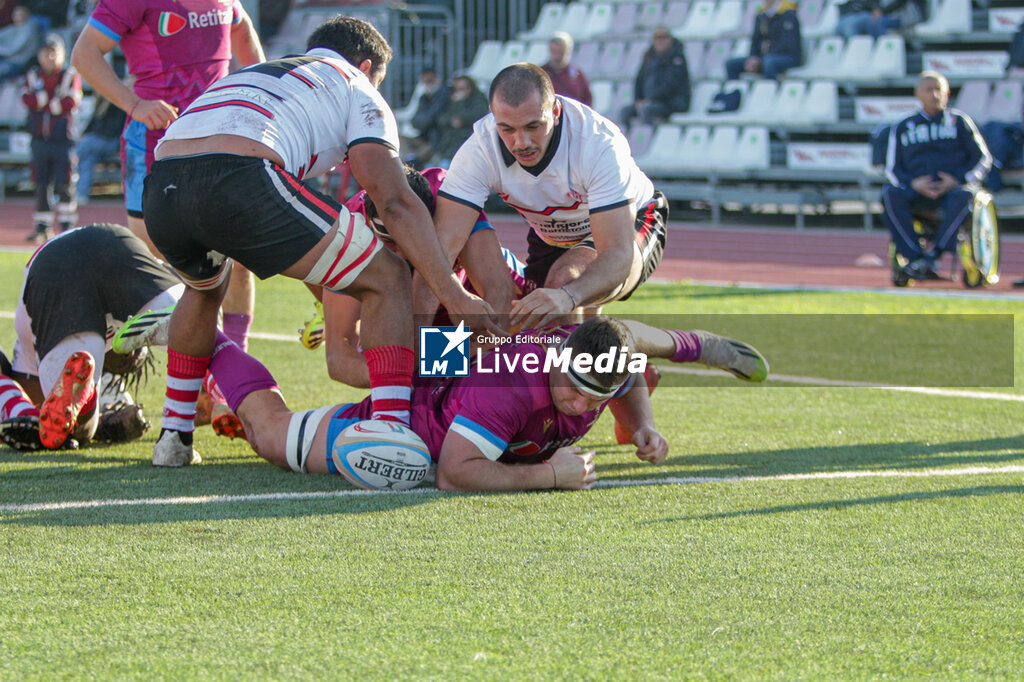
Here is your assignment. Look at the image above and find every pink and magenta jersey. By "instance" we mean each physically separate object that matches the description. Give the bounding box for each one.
[331,326,612,463]
[88,0,242,113]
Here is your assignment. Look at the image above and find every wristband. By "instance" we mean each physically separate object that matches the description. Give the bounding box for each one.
[560,285,578,310]
[128,98,141,120]
[548,461,558,488]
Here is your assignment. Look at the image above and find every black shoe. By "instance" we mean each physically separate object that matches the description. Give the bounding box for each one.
[1013,278,1024,289]
[904,258,940,280]
[0,415,42,451]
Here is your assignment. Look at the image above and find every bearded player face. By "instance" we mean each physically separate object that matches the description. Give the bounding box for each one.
[492,90,561,168]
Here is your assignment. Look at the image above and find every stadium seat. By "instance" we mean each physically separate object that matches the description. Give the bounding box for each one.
[804,0,841,38]
[612,80,635,119]
[608,3,641,36]
[787,36,844,78]
[392,80,427,129]
[663,1,692,29]
[590,80,615,115]
[573,40,601,76]
[519,3,567,41]
[525,41,549,66]
[465,41,504,84]
[798,0,827,32]
[595,40,627,79]
[637,2,665,31]
[954,80,993,125]
[804,80,839,123]
[702,39,734,79]
[772,80,808,125]
[735,79,778,123]
[685,40,707,80]
[670,80,721,123]
[580,3,616,40]
[622,40,649,79]
[677,125,712,169]
[868,34,906,79]
[730,37,751,58]
[987,81,1024,124]
[725,2,759,39]
[558,3,592,40]
[675,0,716,40]
[712,1,745,40]
[833,35,874,80]
[734,126,771,170]
[706,125,741,169]
[498,41,528,70]
[915,0,971,36]
[634,123,685,175]
[626,122,655,157]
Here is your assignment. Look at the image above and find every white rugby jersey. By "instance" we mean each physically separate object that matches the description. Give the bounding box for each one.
[438,96,654,247]
[156,48,399,180]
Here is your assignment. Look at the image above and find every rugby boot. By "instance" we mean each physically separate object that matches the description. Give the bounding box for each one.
[614,364,661,444]
[152,429,201,467]
[112,305,174,353]
[299,300,325,349]
[211,400,247,441]
[0,415,43,451]
[694,331,769,382]
[39,351,96,449]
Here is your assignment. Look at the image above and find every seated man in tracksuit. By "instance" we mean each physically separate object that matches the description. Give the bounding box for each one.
[881,71,992,279]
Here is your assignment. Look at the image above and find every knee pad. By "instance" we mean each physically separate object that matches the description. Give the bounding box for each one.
[303,211,383,293]
[285,405,336,473]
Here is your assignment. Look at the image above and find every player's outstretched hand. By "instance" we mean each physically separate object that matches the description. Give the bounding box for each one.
[132,98,179,131]
[549,446,597,490]
[509,286,575,331]
[632,426,668,465]
[446,290,506,337]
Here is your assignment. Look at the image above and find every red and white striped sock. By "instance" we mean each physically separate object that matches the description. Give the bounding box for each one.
[365,345,414,426]
[162,350,210,434]
[0,375,39,419]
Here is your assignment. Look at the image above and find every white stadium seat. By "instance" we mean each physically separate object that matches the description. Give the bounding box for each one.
[954,80,992,125]
[685,40,707,80]
[670,80,721,123]
[915,0,972,36]
[519,3,566,41]
[581,3,615,40]
[622,40,649,79]
[787,36,844,78]
[675,0,716,40]
[635,123,685,175]
[702,39,734,79]
[558,3,592,40]
[663,1,693,29]
[869,34,906,79]
[524,41,549,67]
[803,0,841,38]
[833,35,874,79]
[573,40,601,75]
[987,81,1024,123]
[706,125,741,169]
[626,122,655,157]
[590,80,615,116]
[735,79,778,123]
[734,126,771,170]
[608,3,641,36]
[712,1,745,40]
[465,40,504,85]
[772,80,808,125]
[804,80,839,123]
[595,40,627,80]
[612,80,634,119]
[637,2,665,30]
[498,41,527,69]
[677,125,712,169]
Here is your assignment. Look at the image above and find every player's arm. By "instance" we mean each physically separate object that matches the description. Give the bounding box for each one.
[70,26,177,129]
[510,205,634,330]
[230,10,265,67]
[458,224,518,315]
[323,291,369,388]
[437,431,596,491]
[612,375,668,464]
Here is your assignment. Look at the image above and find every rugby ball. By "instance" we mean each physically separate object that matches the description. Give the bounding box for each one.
[330,420,432,491]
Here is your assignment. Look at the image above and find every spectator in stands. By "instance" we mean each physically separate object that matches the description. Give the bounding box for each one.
[65,0,91,35]
[405,66,449,167]
[725,0,802,81]
[22,33,81,242]
[0,5,40,80]
[984,25,1024,193]
[542,31,591,107]
[75,89,124,204]
[431,74,488,168]
[28,0,66,32]
[835,0,926,38]
[620,27,690,126]
[882,71,991,280]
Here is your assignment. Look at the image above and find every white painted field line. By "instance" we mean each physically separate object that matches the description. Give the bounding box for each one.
[3,465,1024,513]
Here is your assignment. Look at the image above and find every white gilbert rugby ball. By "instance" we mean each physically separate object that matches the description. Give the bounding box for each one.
[331,420,432,491]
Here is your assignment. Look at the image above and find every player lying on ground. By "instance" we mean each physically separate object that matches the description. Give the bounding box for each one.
[0,223,183,450]
[196,315,767,491]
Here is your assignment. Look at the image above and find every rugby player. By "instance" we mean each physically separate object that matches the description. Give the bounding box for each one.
[71,0,266,353]
[195,316,768,491]
[417,63,668,332]
[132,16,499,467]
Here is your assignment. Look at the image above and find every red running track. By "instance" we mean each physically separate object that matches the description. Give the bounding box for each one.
[3,197,1024,292]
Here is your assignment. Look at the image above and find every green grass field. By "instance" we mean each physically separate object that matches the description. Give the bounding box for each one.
[2,250,1023,680]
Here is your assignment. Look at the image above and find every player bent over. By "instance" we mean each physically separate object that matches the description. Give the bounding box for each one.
[140,17,497,467]
[0,223,182,450]
[198,316,768,491]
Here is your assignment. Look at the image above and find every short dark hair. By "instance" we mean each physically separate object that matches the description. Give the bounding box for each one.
[364,165,434,238]
[306,15,393,80]
[489,63,554,109]
[564,316,635,393]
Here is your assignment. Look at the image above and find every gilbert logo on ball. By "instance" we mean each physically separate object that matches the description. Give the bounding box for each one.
[418,322,471,377]
[331,420,431,491]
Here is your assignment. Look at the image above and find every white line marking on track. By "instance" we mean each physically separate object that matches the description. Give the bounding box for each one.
[3,465,1023,513]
